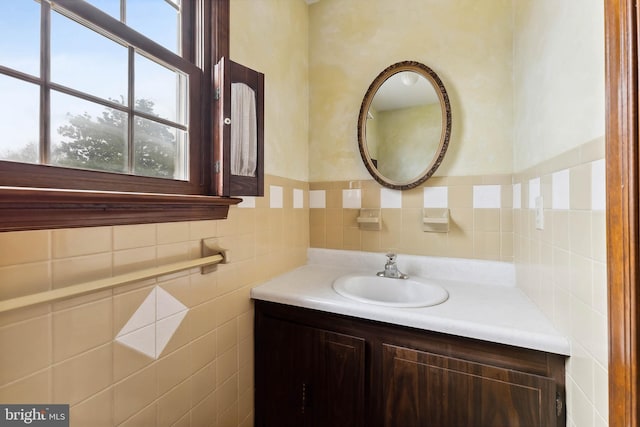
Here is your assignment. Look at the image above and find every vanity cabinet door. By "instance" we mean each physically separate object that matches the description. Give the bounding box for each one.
[254,306,366,427]
[314,330,366,427]
[381,343,558,427]
[255,314,315,427]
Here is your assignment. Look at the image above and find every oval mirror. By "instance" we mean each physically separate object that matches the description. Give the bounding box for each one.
[357,61,451,190]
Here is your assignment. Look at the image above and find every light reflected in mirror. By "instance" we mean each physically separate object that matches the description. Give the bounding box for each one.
[358,61,451,190]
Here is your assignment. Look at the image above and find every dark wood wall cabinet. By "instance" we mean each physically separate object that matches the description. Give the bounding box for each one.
[255,300,567,427]
[214,58,265,197]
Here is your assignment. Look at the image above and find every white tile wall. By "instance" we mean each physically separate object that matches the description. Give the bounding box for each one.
[513,183,522,209]
[115,286,188,359]
[381,188,402,208]
[117,325,155,360]
[269,185,283,208]
[473,185,501,208]
[156,311,188,356]
[514,154,608,427]
[552,169,570,210]
[293,188,304,208]
[309,190,326,208]
[423,186,448,208]
[237,196,256,208]
[342,189,362,209]
[118,288,156,334]
[520,160,606,214]
[528,178,541,209]
[591,159,606,211]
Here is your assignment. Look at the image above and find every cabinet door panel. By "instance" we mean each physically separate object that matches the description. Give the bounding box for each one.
[256,315,315,427]
[382,344,556,427]
[256,310,367,427]
[315,331,366,427]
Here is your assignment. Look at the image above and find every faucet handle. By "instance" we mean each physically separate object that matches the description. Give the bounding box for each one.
[385,253,397,262]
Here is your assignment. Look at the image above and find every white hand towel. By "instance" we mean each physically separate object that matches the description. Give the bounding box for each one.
[230,82,257,176]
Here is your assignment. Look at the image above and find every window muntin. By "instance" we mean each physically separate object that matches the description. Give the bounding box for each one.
[0,0,193,182]
[127,0,181,54]
[83,0,120,20]
[84,0,181,54]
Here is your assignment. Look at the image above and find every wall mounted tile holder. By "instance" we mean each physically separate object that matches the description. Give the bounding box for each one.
[357,208,382,231]
[0,238,229,314]
[423,208,450,232]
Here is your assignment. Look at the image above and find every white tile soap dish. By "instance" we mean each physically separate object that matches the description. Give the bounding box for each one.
[423,208,450,232]
[357,208,381,231]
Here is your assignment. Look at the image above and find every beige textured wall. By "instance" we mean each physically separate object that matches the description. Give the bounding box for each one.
[231,0,310,182]
[513,0,605,170]
[308,0,514,182]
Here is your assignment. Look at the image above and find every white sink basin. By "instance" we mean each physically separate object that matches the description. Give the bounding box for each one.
[332,274,449,308]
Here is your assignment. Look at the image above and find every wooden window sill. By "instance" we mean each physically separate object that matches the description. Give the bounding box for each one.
[0,187,242,231]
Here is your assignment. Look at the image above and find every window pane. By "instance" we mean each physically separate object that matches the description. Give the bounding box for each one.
[135,53,187,125]
[84,0,121,20]
[51,10,128,104]
[127,0,180,54]
[0,75,39,164]
[133,116,186,180]
[0,0,40,76]
[50,91,128,174]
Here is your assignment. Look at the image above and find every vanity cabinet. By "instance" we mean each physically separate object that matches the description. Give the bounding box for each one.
[255,300,566,427]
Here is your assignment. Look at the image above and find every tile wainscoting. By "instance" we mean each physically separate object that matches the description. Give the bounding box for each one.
[514,137,608,426]
[0,175,309,427]
[309,176,515,261]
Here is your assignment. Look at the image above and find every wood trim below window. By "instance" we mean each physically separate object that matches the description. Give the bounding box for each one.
[0,187,241,231]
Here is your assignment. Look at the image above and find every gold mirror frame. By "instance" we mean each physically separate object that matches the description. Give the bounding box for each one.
[357,61,452,190]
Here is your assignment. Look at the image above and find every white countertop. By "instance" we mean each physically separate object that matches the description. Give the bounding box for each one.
[250,249,570,356]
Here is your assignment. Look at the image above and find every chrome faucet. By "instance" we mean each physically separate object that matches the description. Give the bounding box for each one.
[377,253,408,279]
